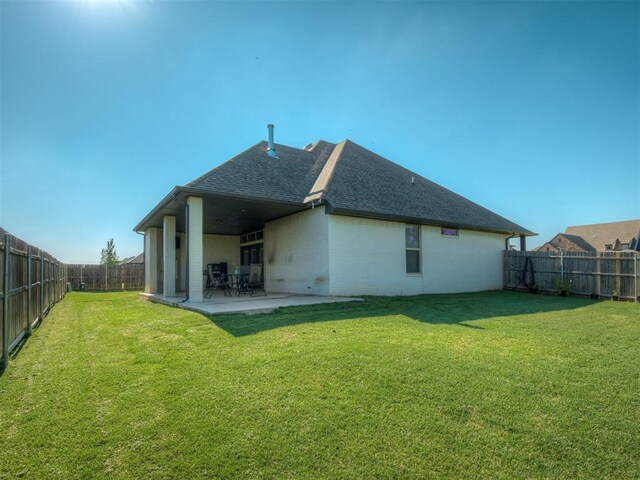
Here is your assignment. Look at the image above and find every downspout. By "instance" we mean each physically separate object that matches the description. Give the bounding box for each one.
[505,233,516,251]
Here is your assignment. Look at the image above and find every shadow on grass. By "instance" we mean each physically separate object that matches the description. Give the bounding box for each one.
[210,290,597,337]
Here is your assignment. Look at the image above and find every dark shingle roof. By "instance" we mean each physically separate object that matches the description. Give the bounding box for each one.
[316,140,532,234]
[179,138,532,235]
[186,141,335,203]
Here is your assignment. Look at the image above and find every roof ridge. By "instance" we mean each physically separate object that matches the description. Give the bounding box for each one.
[303,140,347,203]
[565,219,640,230]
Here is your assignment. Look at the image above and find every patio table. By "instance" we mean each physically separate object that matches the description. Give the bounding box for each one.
[227,273,252,296]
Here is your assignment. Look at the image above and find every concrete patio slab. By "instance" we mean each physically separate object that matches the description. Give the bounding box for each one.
[140,291,362,315]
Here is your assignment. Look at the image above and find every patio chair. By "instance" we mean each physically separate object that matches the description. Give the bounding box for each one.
[247,263,266,296]
[236,265,265,296]
[205,265,231,298]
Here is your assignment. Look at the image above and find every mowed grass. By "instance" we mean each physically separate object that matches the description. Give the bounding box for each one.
[0,292,638,479]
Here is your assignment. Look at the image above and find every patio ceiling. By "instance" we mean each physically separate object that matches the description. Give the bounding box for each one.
[134,187,310,235]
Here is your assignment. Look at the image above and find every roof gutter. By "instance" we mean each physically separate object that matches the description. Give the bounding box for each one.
[325,205,536,237]
[133,187,181,233]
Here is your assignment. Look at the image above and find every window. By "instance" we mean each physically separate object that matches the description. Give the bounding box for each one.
[441,227,459,237]
[621,243,629,250]
[605,244,612,251]
[240,229,263,245]
[405,224,421,274]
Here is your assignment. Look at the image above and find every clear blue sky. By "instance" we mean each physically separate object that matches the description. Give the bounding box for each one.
[1,1,638,263]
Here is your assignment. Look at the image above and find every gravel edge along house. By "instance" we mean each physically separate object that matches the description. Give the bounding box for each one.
[134,126,533,302]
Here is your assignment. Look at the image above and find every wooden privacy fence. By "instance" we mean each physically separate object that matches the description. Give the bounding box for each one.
[504,250,639,301]
[66,264,144,291]
[1,227,67,369]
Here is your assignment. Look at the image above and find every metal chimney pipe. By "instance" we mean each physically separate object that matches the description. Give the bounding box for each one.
[267,124,276,157]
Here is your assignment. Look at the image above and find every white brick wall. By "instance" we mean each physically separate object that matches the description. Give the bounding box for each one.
[327,215,507,296]
[421,226,505,293]
[168,204,505,298]
[203,234,240,271]
[264,206,330,295]
[328,215,423,296]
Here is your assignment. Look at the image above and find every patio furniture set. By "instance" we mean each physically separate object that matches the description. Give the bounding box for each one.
[204,263,266,299]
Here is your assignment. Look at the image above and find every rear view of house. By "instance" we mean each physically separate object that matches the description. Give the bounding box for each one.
[134,126,533,301]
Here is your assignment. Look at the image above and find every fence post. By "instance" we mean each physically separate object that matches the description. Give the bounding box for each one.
[560,251,564,281]
[41,256,45,318]
[105,264,108,292]
[27,245,32,336]
[2,233,11,368]
[613,252,620,297]
[49,260,53,307]
[595,252,601,297]
[635,253,638,303]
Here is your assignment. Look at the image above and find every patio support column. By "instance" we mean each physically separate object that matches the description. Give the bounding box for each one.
[163,215,176,297]
[144,227,160,294]
[187,196,204,302]
[519,234,527,252]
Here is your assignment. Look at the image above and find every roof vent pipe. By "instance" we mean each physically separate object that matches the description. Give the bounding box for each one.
[267,124,276,158]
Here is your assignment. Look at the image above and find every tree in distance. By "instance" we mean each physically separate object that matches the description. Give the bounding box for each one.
[100,238,120,266]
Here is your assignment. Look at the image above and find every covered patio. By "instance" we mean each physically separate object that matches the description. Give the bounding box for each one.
[134,185,317,303]
[141,290,361,316]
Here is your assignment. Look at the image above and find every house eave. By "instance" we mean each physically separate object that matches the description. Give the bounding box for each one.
[324,205,536,237]
[133,187,182,233]
[133,186,309,234]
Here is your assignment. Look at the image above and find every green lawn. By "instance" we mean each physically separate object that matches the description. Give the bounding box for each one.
[0,291,638,479]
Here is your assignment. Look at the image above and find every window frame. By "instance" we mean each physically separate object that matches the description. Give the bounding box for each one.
[405,224,421,274]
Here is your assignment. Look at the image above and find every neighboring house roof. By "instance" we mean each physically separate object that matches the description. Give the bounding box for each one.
[538,233,596,253]
[120,253,144,265]
[127,253,144,264]
[135,138,533,236]
[565,220,640,251]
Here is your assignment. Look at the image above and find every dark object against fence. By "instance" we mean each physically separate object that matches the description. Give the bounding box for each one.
[0,227,67,369]
[66,264,144,291]
[504,250,639,301]
[514,256,536,290]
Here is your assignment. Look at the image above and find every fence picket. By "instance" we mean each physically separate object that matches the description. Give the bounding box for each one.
[504,250,639,301]
[66,264,144,291]
[0,227,67,369]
